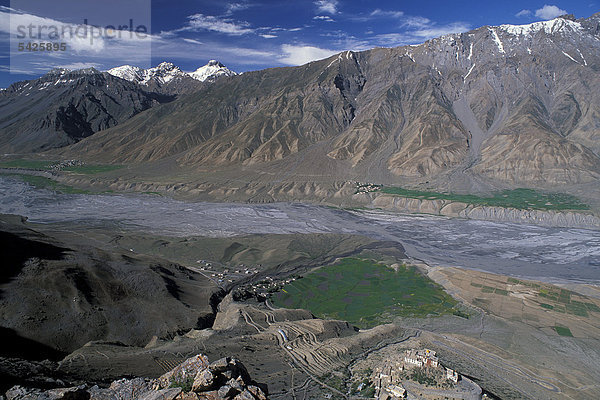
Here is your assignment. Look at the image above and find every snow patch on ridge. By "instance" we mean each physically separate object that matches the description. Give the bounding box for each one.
[497,17,582,36]
[576,49,588,66]
[464,64,475,82]
[490,28,505,54]
[562,51,580,64]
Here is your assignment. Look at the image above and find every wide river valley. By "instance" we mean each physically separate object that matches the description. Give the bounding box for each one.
[1,176,599,285]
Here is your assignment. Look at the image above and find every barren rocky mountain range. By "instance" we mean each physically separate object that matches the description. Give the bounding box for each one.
[0,68,173,153]
[1,15,599,199]
[0,60,234,154]
[51,14,600,194]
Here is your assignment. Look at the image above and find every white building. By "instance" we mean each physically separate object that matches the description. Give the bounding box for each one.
[386,384,407,398]
[446,367,459,383]
[404,349,438,368]
[404,350,423,367]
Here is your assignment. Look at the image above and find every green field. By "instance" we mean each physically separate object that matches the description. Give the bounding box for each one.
[507,278,600,317]
[380,187,588,211]
[554,326,573,337]
[0,159,55,169]
[272,258,458,328]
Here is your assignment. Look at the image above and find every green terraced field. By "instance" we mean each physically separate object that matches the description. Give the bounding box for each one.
[272,258,458,328]
[380,187,588,211]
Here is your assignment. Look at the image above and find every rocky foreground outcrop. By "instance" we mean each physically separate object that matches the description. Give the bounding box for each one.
[5,354,268,400]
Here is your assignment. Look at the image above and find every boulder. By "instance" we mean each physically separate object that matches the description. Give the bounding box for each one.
[5,386,42,400]
[192,369,215,392]
[208,357,230,374]
[194,391,221,400]
[246,386,267,400]
[6,385,89,400]
[158,355,210,389]
[4,354,267,400]
[103,377,153,399]
[226,378,243,393]
[176,393,200,400]
[140,388,181,400]
[217,384,239,399]
[232,390,255,400]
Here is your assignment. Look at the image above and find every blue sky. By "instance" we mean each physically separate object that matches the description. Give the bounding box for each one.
[0,1,597,87]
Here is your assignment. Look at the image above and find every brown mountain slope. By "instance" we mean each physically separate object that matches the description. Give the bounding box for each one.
[60,14,600,189]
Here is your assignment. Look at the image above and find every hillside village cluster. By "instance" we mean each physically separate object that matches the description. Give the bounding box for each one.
[355,182,382,194]
[49,159,84,171]
[195,260,260,284]
[371,349,460,399]
[195,259,299,298]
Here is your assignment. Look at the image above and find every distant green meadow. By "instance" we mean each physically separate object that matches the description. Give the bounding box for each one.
[272,258,459,328]
[0,159,54,170]
[380,187,588,211]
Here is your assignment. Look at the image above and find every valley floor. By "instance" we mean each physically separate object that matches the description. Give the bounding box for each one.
[1,175,599,399]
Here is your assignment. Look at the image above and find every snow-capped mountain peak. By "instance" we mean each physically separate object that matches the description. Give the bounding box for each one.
[497,15,582,37]
[106,65,145,82]
[107,62,184,85]
[155,61,178,70]
[142,62,185,84]
[107,60,236,87]
[189,60,237,82]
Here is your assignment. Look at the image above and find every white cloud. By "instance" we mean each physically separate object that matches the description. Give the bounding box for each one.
[516,9,532,17]
[225,2,251,15]
[319,30,371,51]
[402,16,431,28]
[373,22,470,46]
[183,38,203,45]
[260,34,277,39]
[184,14,254,35]
[358,9,430,28]
[314,0,338,15]
[0,10,107,52]
[370,9,404,19]
[151,37,278,66]
[279,44,338,65]
[535,5,567,20]
[314,15,335,22]
[0,8,159,75]
[412,22,470,39]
